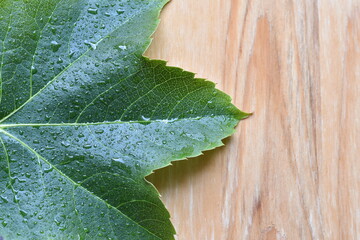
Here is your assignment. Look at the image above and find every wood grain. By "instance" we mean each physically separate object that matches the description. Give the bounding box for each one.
[145,0,360,239]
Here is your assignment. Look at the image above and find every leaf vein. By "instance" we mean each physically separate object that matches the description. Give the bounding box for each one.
[28,0,65,97]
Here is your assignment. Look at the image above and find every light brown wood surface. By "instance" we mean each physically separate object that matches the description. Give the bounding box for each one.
[145,0,360,239]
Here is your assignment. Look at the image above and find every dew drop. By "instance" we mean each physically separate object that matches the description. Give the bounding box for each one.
[69,50,75,58]
[19,209,28,217]
[13,195,20,203]
[84,40,97,50]
[135,163,141,170]
[61,141,71,148]
[54,219,61,226]
[112,158,124,163]
[207,100,215,109]
[0,196,8,203]
[31,66,37,74]
[95,129,104,134]
[83,144,92,149]
[118,45,127,50]
[87,8,98,14]
[141,116,150,121]
[44,167,54,173]
[50,41,61,52]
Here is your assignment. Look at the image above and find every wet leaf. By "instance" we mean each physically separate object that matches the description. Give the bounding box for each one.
[0,0,249,239]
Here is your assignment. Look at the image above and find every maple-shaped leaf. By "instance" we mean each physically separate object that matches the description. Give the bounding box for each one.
[0,0,249,239]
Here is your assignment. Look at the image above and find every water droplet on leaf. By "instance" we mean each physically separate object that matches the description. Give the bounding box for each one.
[31,66,37,74]
[87,8,98,14]
[50,41,61,52]
[61,141,71,148]
[83,144,92,149]
[118,45,127,50]
[84,40,97,50]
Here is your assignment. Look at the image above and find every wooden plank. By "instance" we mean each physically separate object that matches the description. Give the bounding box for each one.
[146,0,360,239]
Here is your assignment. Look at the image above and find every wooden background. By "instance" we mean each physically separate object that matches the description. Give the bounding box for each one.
[146,0,360,239]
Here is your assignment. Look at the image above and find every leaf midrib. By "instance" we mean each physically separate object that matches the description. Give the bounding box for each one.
[0,115,236,129]
[0,128,162,240]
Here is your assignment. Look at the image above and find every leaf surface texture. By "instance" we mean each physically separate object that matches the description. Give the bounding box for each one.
[0,0,248,239]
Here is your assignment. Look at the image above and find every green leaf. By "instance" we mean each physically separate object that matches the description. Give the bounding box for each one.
[0,0,249,239]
